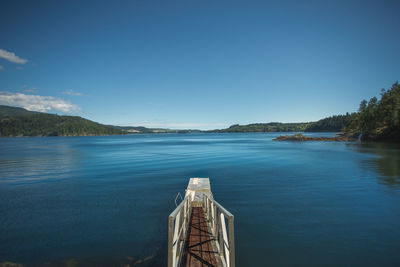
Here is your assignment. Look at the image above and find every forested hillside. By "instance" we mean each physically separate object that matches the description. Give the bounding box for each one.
[305,114,355,132]
[344,82,400,141]
[0,105,40,117]
[0,105,124,136]
[3,80,399,140]
[211,122,311,132]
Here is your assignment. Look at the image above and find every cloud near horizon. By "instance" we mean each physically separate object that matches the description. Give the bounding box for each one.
[0,92,80,113]
[0,49,28,64]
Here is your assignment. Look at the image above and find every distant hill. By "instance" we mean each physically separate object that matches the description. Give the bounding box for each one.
[304,114,354,132]
[117,126,154,133]
[0,105,124,137]
[210,122,312,133]
[210,116,355,133]
[0,105,353,137]
[0,105,41,117]
[117,126,202,134]
[343,82,400,141]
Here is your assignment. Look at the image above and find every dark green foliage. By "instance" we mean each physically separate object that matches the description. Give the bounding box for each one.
[344,82,400,141]
[0,106,124,137]
[117,126,154,133]
[274,133,356,141]
[0,105,40,117]
[305,114,356,132]
[4,81,399,140]
[211,122,311,133]
[212,119,353,133]
[211,82,400,138]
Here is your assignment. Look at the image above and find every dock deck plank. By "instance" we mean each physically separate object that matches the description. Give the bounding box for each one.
[182,207,221,267]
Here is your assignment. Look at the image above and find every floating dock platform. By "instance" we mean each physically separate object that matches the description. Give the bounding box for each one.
[168,178,235,267]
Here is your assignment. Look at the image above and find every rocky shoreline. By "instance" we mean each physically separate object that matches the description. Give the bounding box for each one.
[273,133,357,142]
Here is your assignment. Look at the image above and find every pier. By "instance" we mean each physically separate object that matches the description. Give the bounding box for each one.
[168,178,235,267]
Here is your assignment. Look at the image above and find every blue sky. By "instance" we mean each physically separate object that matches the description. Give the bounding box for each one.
[0,0,399,129]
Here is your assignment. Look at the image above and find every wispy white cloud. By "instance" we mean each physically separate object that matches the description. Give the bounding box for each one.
[0,49,28,64]
[0,65,3,71]
[62,90,83,96]
[0,92,80,113]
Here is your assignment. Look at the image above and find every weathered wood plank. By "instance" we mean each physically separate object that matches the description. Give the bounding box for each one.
[182,207,221,267]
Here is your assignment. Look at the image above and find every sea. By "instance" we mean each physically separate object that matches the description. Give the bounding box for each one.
[1,133,400,266]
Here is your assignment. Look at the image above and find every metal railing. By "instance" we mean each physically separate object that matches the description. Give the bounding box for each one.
[168,194,235,267]
[203,194,235,267]
[168,196,191,267]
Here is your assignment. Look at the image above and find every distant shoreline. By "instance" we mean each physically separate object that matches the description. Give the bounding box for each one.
[0,131,340,138]
[273,133,357,142]
[1,105,348,137]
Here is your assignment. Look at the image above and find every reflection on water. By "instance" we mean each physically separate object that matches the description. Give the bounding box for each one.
[0,134,400,266]
[348,142,400,187]
[0,141,81,184]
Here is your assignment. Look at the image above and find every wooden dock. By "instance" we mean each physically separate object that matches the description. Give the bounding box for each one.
[168,178,235,267]
[182,207,221,267]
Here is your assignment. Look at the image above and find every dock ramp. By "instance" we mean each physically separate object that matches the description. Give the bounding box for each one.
[168,178,235,267]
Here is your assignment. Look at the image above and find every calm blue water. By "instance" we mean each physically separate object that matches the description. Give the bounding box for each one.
[1,133,400,266]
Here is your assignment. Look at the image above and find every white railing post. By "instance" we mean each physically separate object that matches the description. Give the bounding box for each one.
[169,194,234,267]
[229,216,235,267]
[220,213,230,267]
[207,200,212,223]
[205,196,208,218]
[211,202,216,235]
[218,210,224,258]
[168,196,191,267]
[168,216,174,267]
[172,211,180,267]
[202,195,235,267]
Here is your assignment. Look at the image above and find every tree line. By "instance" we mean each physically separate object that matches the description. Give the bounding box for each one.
[2,81,399,140]
[344,82,400,141]
[0,113,124,137]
